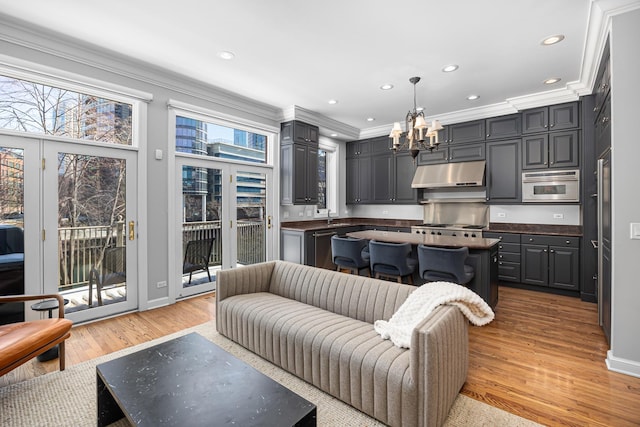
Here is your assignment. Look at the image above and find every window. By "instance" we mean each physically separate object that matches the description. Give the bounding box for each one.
[175,116,267,164]
[316,142,337,215]
[0,75,132,145]
[317,150,327,209]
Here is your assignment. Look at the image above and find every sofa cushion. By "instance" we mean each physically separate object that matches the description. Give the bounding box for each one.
[268,261,415,324]
[217,292,418,425]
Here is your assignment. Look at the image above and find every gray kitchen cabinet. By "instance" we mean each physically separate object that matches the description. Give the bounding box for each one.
[416,143,484,165]
[522,130,579,170]
[486,139,521,203]
[281,120,319,145]
[484,232,521,282]
[449,142,485,162]
[521,234,580,291]
[522,102,579,134]
[446,119,485,144]
[416,147,449,165]
[485,114,521,140]
[280,142,318,205]
[372,152,417,203]
[346,156,371,204]
[280,120,319,205]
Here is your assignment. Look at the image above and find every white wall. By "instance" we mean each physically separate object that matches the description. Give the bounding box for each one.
[489,205,581,225]
[608,8,640,377]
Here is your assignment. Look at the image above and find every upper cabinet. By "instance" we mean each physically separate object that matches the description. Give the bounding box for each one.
[486,139,521,203]
[446,120,485,144]
[522,102,579,134]
[281,120,319,145]
[485,114,521,140]
[522,131,579,170]
[280,120,319,205]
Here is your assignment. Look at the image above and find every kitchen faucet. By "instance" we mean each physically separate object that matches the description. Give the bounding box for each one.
[327,209,332,225]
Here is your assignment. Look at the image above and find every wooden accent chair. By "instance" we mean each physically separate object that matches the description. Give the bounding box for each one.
[0,294,73,376]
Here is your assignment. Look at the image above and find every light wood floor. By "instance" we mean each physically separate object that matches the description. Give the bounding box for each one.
[2,287,639,426]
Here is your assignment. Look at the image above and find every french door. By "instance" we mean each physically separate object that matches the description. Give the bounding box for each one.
[174,156,274,299]
[0,134,138,323]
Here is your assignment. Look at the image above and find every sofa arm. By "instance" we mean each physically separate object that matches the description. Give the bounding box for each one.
[216,261,276,303]
[410,305,468,427]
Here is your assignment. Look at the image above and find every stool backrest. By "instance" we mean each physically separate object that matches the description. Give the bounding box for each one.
[331,235,368,268]
[369,240,413,276]
[417,245,470,283]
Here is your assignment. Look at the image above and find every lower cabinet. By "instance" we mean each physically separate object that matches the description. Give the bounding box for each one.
[521,234,580,291]
[484,232,521,282]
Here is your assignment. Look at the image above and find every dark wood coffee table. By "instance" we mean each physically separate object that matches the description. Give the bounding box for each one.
[96,332,316,426]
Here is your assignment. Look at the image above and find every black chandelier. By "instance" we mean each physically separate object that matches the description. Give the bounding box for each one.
[389,76,443,159]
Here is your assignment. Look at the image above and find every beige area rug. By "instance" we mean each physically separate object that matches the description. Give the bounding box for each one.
[0,322,542,427]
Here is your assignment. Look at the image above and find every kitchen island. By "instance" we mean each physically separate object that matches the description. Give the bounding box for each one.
[347,230,500,310]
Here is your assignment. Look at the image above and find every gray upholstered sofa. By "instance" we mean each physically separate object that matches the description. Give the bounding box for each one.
[216,260,468,427]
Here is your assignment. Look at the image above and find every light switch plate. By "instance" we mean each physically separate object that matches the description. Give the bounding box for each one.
[631,223,640,239]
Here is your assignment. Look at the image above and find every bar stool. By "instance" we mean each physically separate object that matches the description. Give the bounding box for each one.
[331,235,371,276]
[368,240,417,284]
[417,245,475,285]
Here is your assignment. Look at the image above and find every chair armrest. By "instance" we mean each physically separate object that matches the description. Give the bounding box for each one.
[410,305,468,427]
[0,294,67,319]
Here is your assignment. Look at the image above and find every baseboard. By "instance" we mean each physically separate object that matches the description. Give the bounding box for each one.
[144,296,171,311]
[606,350,640,378]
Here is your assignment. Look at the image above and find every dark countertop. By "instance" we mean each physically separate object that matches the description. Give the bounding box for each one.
[281,218,422,232]
[346,230,499,250]
[281,218,582,237]
[487,223,583,237]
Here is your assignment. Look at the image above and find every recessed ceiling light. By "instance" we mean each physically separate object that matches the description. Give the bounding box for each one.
[541,35,565,46]
[380,83,394,90]
[544,78,561,85]
[467,94,480,100]
[330,133,338,137]
[442,64,459,73]
[217,51,235,60]
[366,117,375,122]
[328,99,338,105]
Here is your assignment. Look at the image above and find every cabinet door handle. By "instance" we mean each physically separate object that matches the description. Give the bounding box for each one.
[602,116,610,124]
[544,249,548,253]
[550,249,555,253]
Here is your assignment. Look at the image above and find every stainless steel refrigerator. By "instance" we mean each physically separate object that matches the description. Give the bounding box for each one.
[597,149,612,343]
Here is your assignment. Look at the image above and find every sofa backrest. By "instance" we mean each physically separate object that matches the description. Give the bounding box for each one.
[269,261,415,324]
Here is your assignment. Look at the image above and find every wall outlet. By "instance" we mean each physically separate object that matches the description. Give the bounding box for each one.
[283,211,289,218]
[298,211,304,217]
[382,210,389,215]
[156,280,167,288]
[497,212,506,218]
[553,213,564,219]
[306,210,312,217]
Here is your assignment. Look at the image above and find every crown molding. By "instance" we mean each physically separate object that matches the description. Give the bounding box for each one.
[0,13,281,125]
[279,105,360,140]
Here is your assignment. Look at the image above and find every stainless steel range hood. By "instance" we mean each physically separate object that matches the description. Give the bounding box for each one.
[411,160,486,188]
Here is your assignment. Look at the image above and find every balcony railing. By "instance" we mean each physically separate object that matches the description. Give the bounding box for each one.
[58,220,265,290]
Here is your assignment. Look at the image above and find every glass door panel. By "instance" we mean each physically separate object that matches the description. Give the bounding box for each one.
[236,169,267,267]
[181,165,221,292]
[0,138,34,324]
[43,143,137,323]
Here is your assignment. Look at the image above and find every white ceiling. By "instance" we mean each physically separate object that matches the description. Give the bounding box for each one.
[0,0,620,138]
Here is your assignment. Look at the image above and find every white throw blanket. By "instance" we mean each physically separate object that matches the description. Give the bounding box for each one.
[374,281,495,348]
